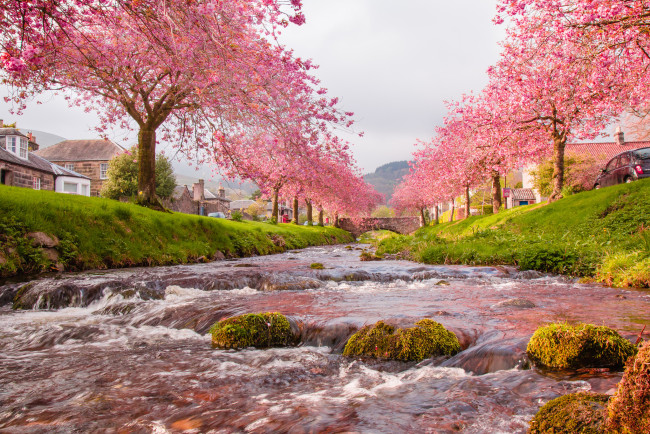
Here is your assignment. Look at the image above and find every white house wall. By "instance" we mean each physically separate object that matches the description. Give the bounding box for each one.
[55,176,91,196]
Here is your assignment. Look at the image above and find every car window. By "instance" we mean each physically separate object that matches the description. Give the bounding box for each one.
[606,157,620,171]
[633,148,650,160]
[619,153,631,165]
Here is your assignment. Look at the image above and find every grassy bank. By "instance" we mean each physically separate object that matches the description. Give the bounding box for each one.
[372,179,650,288]
[0,185,354,278]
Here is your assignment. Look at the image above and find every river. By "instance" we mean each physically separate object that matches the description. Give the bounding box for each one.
[0,244,648,433]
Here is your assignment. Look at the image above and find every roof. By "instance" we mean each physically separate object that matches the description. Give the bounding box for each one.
[50,163,90,179]
[172,185,191,199]
[511,188,536,201]
[566,141,650,163]
[0,146,88,179]
[0,128,29,139]
[34,139,126,162]
[230,199,255,210]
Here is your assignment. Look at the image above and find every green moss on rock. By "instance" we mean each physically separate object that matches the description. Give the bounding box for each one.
[529,392,609,434]
[209,312,298,349]
[606,341,650,433]
[526,323,636,370]
[342,319,460,362]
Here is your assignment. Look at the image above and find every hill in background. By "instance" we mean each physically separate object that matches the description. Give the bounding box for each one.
[364,160,411,204]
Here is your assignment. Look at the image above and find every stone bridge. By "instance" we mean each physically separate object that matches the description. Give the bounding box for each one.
[338,217,422,237]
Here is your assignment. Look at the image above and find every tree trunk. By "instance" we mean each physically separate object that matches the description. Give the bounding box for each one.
[137,127,158,206]
[491,171,502,213]
[433,204,439,224]
[272,188,279,222]
[293,196,299,224]
[449,199,455,223]
[464,185,471,219]
[318,209,324,226]
[419,208,426,227]
[548,133,566,202]
[334,212,340,228]
[306,199,313,225]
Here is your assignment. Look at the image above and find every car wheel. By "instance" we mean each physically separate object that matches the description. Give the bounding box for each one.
[624,177,633,183]
[594,184,600,190]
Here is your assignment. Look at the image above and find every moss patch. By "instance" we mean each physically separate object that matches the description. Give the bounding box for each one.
[209,312,298,350]
[526,323,637,370]
[606,341,650,433]
[529,392,609,434]
[342,319,460,362]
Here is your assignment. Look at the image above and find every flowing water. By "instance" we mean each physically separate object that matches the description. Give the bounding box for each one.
[0,244,648,433]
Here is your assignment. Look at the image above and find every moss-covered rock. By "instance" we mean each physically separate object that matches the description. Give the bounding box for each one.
[342,319,460,362]
[529,392,609,434]
[526,323,636,370]
[606,341,650,433]
[209,312,298,349]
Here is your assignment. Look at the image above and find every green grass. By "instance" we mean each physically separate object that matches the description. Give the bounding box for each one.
[0,185,354,277]
[372,179,650,288]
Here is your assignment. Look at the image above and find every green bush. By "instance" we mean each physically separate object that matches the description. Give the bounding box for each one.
[231,210,243,222]
[606,341,650,433]
[526,323,637,370]
[529,392,609,434]
[343,319,460,362]
[209,312,298,349]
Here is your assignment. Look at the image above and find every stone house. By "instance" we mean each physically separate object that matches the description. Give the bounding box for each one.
[165,180,231,216]
[34,139,126,196]
[0,126,90,195]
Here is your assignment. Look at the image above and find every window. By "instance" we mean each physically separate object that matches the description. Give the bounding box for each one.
[33,177,41,190]
[100,163,109,179]
[63,182,78,193]
[65,164,75,171]
[619,153,631,166]
[606,157,620,172]
[4,136,28,159]
[19,137,27,159]
[6,136,16,153]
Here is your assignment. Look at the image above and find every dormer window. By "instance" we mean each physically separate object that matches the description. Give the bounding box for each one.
[5,136,28,159]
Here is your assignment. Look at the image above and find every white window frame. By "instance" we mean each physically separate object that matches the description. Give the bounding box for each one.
[33,177,41,190]
[65,163,75,171]
[100,163,109,179]
[19,137,28,159]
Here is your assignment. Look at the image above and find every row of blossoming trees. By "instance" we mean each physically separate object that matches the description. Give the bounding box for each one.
[0,0,382,221]
[393,0,650,220]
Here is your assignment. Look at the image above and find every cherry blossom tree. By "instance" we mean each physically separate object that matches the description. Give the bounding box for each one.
[0,0,350,207]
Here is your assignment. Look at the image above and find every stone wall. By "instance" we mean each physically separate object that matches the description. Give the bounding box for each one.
[0,161,54,191]
[49,160,106,196]
[338,217,421,237]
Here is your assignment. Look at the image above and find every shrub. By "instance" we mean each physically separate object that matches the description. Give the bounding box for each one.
[343,319,460,362]
[526,323,637,370]
[529,392,609,434]
[209,312,298,349]
[310,262,324,269]
[231,210,243,222]
[606,341,650,433]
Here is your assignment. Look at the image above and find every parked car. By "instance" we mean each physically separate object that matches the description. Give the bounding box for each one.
[594,147,650,189]
[208,212,226,218]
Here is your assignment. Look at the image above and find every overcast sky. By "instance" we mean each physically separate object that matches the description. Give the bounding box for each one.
[1,1,504,174]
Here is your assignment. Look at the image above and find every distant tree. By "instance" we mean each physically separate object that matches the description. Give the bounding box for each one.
[101,148,176,200]
[250,189,262,200]
[246,200,266,221]
[371,206,395,218]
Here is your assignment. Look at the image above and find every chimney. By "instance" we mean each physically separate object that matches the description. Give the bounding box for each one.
[193,179,205,201]
[0,119,3,127]
[218,183,225,199]
[615,126,625,146]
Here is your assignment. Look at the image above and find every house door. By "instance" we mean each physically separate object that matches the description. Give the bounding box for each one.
[0,169,11,185]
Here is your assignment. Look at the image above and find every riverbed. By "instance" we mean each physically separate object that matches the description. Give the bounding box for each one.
[1,244,648,433]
